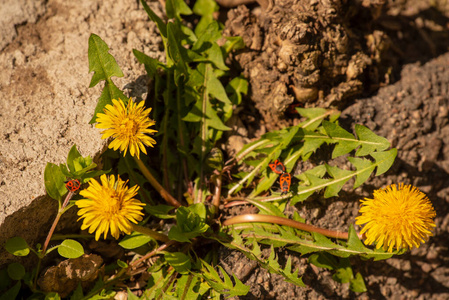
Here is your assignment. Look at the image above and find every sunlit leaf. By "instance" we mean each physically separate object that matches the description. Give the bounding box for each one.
[44,163,67,202]
[119,232,153,249]
[355,124,390,156]
[88,33,124,87]
[58,239,84,259]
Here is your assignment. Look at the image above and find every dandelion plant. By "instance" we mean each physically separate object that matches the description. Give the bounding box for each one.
[2,0,437,299]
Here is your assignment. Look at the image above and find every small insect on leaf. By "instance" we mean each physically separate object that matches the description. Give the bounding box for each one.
[65,179,81,192]
[280,173,291,194]
[269,160,286,175]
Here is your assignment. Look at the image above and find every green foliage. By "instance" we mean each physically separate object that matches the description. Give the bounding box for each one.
[136,0,245,203]
[7,263,25,281]
[200,259,250,297]
[146,204,176,219]
[44,162,67,202]
[12,0,404,298]
[5,237,30,257]
[0,268,12,293]
[231,109,397,207]
[119,231,153,249]
[309,253,367,292]
[44,144,109,202]
[88,33,127,124]
[287,226,395,260]
[164,252,192,274]
[44,292,61,300]
[0,281,20,300]
[57,239,84,259]
[168,204,210,242]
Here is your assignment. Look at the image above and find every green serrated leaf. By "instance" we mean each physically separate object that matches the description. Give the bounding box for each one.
[226,76,247,106]
[133,49,165,78]
[167,22,190,81]
[201,260,249,297]
[294,174,331,204]
[140,0,167,39]
[206,43,228,71]
[350,272,367,292]
[243,199,285,217]
[223,36,245,54]
[331,257,352,284]
[355,124,390,156]
[297,108,338,131]
[192,0,220,37]
[279,256,304,286]
[193,0,219,16]
[346,225,366,251]
[323,121,359,158]
[193,21,222,51]
[311,252,339,270]
[206,68,231,104]
[348,157,376,189]
[183,96,203,123]
[301,131,327,157]
[89,82,128,124]
[372,148,397,175]
[88,34,124,87]
[324,164,354,198]
[205,100,231,131]
[175,274,205,300]
[312,232,344,249]
[58,239,84,259]
[166,0,192,20]
[250,173,278,197]
[5,237,30,257]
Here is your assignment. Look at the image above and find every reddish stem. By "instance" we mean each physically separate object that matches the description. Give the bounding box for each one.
[223,214,362,240]
[41,190,74,255]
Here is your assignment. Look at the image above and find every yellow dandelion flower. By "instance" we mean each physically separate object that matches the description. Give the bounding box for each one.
[96,98,157,159]
[356,183,436,253]
[76,174,146,240]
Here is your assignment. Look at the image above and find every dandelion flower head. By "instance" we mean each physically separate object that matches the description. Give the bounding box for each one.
[356,183,436,253]
[96,98,157,159]
[76,174,146,240]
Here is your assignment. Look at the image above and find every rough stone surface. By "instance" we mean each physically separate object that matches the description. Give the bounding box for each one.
[0,0,46,51]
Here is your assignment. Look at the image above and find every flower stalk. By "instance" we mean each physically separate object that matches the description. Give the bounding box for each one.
[223,214,360,240]
[131,224,170,243]
[41,190,75,255]
[133,156,181,208]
